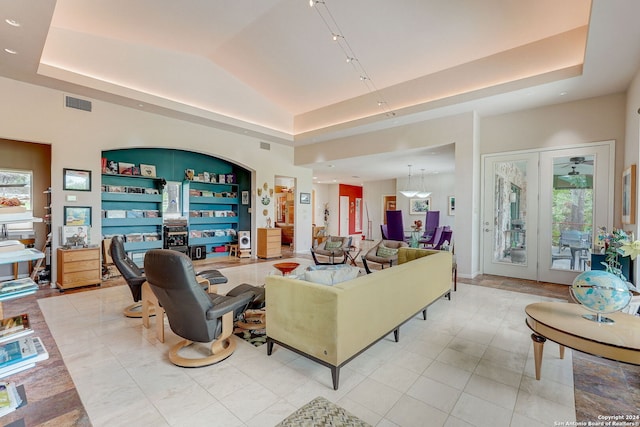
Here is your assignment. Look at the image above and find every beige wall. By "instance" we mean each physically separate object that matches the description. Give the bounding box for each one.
[480,93,627,228]
[0,76,313,277]
[0,73,635,282]
[624,69,640,284]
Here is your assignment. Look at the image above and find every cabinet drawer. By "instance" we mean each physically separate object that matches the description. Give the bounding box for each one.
[63,259,101,273]
[266,235,281,243]
[62,249,99,262]
[61,270,100,284]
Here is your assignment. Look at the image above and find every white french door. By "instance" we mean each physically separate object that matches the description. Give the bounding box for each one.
[482,143,613,284]
[538,144,613,284]
[482,153,539,280]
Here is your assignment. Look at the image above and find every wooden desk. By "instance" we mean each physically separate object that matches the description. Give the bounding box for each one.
[525,302,640,380]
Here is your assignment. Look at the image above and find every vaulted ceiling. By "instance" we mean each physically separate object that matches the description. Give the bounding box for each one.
[2,1,640,183]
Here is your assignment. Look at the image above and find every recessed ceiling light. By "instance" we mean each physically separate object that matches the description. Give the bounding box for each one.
[5,19,20,27]
[4,48,17,55]
[560,91,568,96]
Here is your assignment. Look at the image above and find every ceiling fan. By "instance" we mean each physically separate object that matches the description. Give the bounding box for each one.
[558,156,594,168]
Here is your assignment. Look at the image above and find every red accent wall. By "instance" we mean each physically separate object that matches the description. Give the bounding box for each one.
[339,184,363,235]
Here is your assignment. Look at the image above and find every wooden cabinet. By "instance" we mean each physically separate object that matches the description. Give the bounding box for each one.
[56,247,101,290]
[257,228,282,259]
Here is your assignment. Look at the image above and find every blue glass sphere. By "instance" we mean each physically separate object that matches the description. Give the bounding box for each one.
[571,270,632,314]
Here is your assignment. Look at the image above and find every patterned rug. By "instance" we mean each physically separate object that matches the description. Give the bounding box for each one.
[276,396,371,427]
[233,309,267,347]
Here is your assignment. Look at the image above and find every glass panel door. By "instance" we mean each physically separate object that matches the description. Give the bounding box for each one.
[538,145,613,284]
[482,153,538,280]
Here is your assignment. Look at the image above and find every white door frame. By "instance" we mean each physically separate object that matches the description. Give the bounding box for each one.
[481,141,614,283]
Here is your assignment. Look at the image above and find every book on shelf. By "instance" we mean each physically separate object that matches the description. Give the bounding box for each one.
[0,337,48,379]
[0,314,33,344]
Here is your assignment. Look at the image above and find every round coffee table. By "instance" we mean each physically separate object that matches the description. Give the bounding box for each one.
[525,302,640,380]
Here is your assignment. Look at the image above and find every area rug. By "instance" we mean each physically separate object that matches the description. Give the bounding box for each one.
[276,396,371,427]
[233,309,267,347]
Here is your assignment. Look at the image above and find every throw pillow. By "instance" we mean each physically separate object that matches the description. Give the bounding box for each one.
[325,240,343,249]
[376,244,398,258]
[304,265,360,285]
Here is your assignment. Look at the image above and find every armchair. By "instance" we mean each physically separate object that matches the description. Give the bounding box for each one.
[311,236,352,265]
[109,235,148,318]
[144,249,256,367]
[361,239,409,274]
[110,235,229,318]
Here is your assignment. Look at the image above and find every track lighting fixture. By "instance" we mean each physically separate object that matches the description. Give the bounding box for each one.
[310,0,395,118]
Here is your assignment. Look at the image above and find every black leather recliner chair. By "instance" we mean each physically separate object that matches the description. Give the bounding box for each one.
[144,249,256,367]
[110,235,232,317]
[109,235,147,317]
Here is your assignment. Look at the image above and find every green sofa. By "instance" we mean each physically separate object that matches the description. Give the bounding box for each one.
[265,248,453,389]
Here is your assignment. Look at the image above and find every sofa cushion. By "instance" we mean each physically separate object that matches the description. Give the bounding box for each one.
[304,265,360,285]
[325,240,343,249]
[376,244,398,258]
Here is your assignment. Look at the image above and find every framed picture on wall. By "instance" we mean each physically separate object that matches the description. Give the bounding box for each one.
[63,168,91,191]
[241,191,249,205]
[448,196,455,216]
[300,192,311,204]
[64,206,92,226]
[409,198,430,215]
[622,164,636,224]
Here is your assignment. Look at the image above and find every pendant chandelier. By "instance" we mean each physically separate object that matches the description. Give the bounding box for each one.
[416,169,431,198]
[399,165,419,197]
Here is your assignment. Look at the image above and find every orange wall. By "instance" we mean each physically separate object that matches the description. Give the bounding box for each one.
[339,184,363,235]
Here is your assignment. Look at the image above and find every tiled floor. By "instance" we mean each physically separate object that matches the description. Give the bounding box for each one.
[38,258,578,427]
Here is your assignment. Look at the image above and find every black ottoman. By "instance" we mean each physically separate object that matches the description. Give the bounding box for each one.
[226,283,265,309]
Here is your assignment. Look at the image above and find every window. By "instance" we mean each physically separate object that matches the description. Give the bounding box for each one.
[0,169,33,231]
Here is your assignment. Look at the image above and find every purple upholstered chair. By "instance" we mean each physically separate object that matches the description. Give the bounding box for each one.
[380,224,389,240]
[422,226,443,249]
[418,210,440,246]
[385,210,407,242]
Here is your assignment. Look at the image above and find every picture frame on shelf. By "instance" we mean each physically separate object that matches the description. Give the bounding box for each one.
[63,168,91,191]
[622,164,636,224]
[140,164,156,177]
[118,162,136,175]
[61,225,90,247]
[241,191,249,205]
[448,196,455,216]
[105,160,118,175]
[300,192,311,204]
[409,197,430,215]
[64,206,92,226]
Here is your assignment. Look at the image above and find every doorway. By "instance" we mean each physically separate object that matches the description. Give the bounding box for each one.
[482,143,613,284]
[275,176,295,249]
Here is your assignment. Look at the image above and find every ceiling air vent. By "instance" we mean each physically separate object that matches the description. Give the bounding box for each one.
[260,141,270,151]
[65,96,92,112]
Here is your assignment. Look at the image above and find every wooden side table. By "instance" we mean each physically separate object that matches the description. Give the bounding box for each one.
[56,247,101,290]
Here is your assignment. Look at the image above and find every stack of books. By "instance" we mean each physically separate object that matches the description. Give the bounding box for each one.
[0,278,39,301]
[0,314,49,379]
[0,381,25,417]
